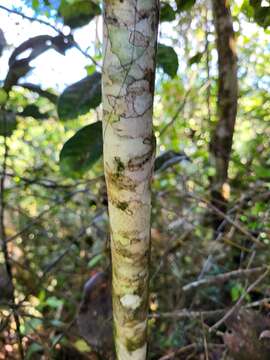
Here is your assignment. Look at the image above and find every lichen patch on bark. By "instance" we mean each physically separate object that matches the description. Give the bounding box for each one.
[120,294,142,310]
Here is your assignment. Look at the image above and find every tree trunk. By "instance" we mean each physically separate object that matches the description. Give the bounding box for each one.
[102,1,159,359]
[210,0,238,226]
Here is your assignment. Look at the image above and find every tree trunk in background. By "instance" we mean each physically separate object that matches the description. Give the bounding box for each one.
[102,1,159,359]
[210,0,238,227]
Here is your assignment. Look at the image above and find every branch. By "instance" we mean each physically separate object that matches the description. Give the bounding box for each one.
[149,297,270,322]
[209,268,270,332]
[160,88,192,136]
[0,4,61,34]
[6,177,103,244]
[18,83,58,104]
[158,343,198,360]
[187,192,263,247]
[150,308,225,320]
[183,266,267,292]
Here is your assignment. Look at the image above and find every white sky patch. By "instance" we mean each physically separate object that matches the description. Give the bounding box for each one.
[0,0,102,91]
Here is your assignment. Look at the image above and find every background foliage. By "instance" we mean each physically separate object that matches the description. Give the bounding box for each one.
[0,0,269,359]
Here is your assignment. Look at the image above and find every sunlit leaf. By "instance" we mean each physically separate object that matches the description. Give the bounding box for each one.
[59,0,101,28]
[87,253,105,269]
[74,339,91,352]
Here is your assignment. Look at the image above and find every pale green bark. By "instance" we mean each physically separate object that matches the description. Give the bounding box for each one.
[102,0,159,358]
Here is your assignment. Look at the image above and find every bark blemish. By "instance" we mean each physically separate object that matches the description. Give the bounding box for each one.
[114,156,125,175]
[120,294,142,310]
[125,330,147,353]
[116,201,129,211]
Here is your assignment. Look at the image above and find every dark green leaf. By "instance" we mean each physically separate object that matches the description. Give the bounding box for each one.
[188,51,204,65]
[0,110,17,137]
[160,3,176,22]
[60,121,103,177]
[176,0,196,12]
[157,44,178,78]
[57,72,101,120]
[59,0,101,29]
[242,1,270,27]
[253,5,270,28]
[19,104,49,119]
[4,35,73,92]
[254,165,270,179]
[0,88,7,105]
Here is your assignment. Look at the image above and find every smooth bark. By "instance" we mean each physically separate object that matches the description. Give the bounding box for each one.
[210,0,238,217]
[102,1,159,358]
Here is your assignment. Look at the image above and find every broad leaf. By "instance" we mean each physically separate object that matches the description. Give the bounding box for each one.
[160,3,176,22]
[0,88,7,105]
[251,0,270,28]
[59,121,103,177]
[0,110,17,137]
[4,35,73,92]
[188,51,204,65]
[176,0,196,12]
[157,44,178,78]
[241,0,270,27]
[57,72,101,120]
[59,0,101,28]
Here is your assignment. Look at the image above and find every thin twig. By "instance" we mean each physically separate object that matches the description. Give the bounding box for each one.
[0,4,62,34]
[160,88,192,136]
[150,308,225,320]
[209,268,270,332]
[158,343,198,360]
[6,180,103,244]
[183,266,267,291]
[187,192,263,247]
[158,343,225,360]
[201,313,209,360]
[204,6,211,124]
[150,297,270,322]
